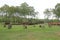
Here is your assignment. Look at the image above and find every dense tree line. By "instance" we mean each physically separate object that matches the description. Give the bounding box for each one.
[0,2,38,22]
[0,2,38,29]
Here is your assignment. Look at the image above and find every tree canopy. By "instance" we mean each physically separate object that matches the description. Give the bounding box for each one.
[0,2,38,23]
[44,3,60,21]
[0,2,37,18]
[53,3,60,20]
[44,8,52,19]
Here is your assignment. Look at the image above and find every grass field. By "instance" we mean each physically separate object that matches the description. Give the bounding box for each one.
[0,23,60,40]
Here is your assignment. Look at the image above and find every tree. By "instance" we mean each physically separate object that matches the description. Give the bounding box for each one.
[0,4,10,27]
[16,2,38,28]
[0,4,9,21]
[16,2,37,19]
[53,3,60,20]
[44,9,52,22]
[0,4,16,29]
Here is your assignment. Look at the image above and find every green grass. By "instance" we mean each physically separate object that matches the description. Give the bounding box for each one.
[0,24,60,40]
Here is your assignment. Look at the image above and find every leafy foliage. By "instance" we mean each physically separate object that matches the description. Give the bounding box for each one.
[0,2,38,22]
